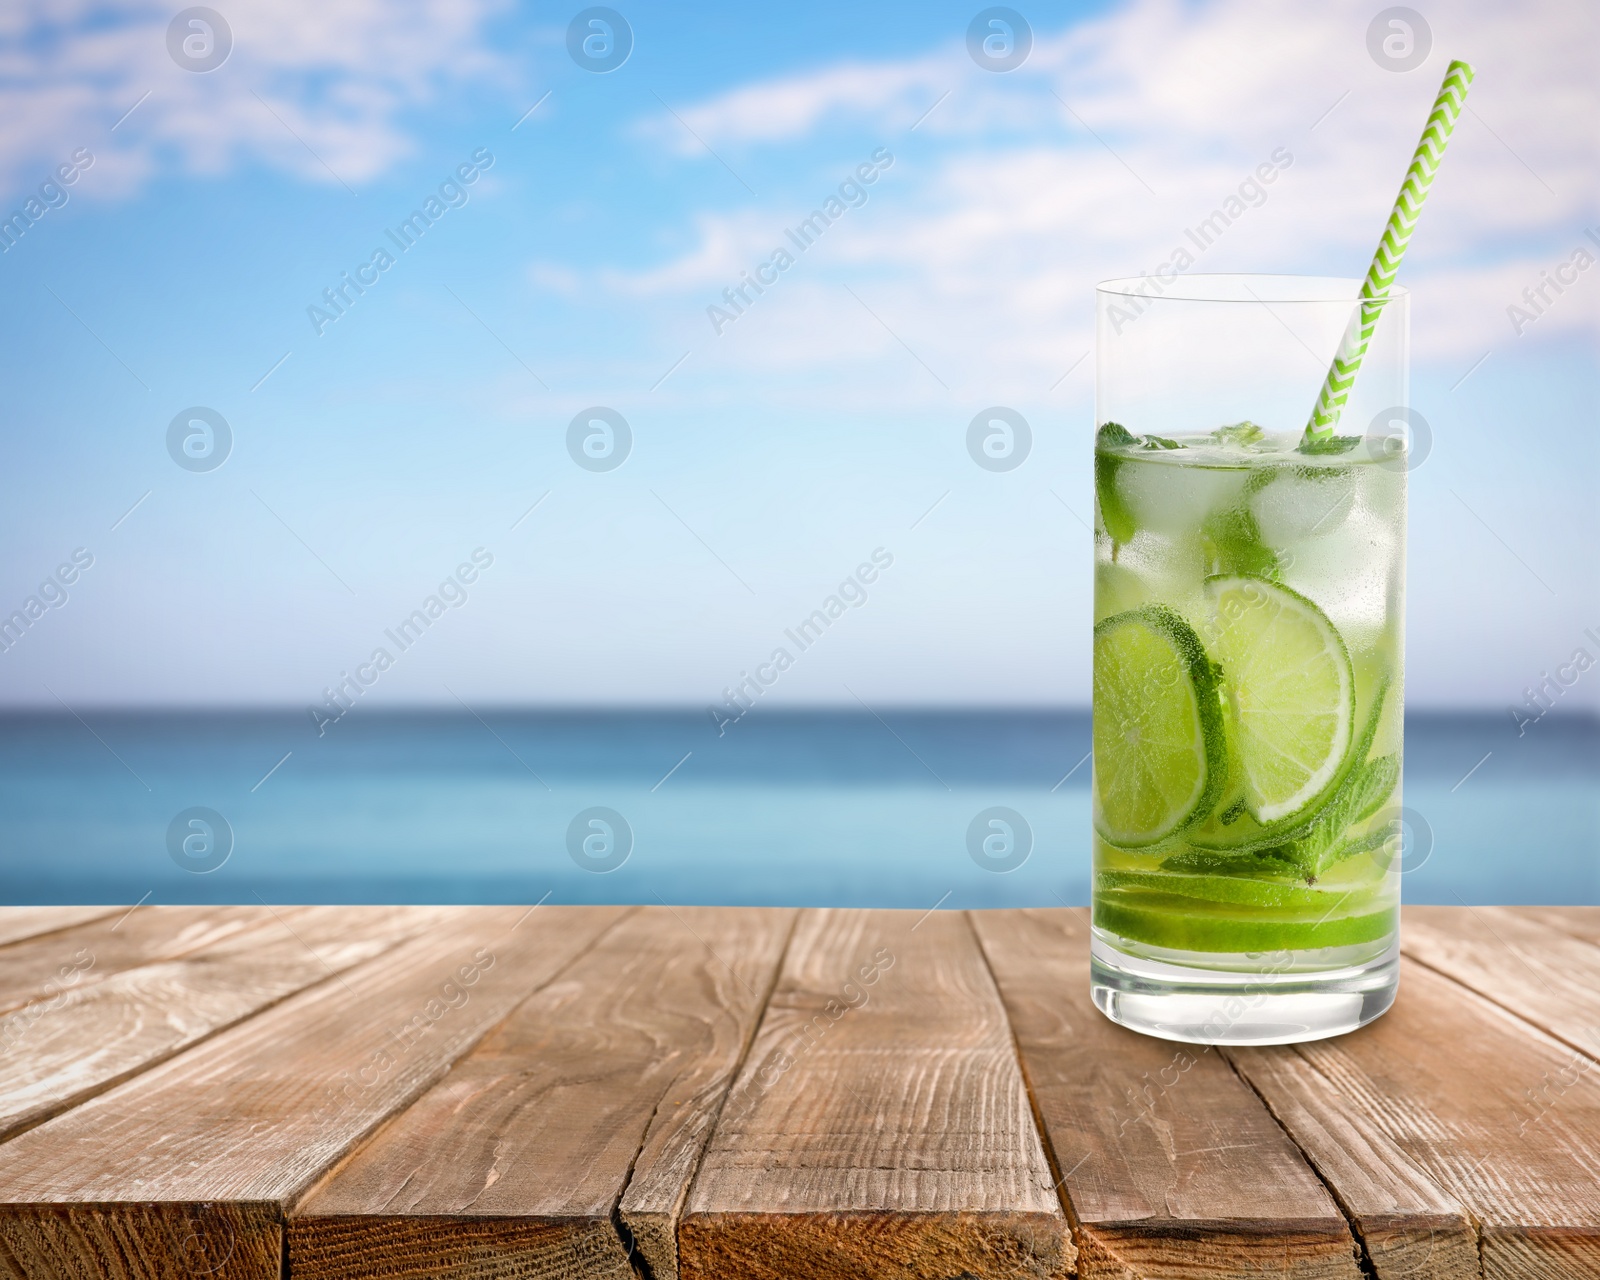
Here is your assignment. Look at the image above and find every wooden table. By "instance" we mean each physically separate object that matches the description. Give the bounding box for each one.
[0,905,1595,1280]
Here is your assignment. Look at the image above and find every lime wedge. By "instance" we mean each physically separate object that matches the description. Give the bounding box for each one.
[1093,606,1225,847]
[1205,576,1354,824]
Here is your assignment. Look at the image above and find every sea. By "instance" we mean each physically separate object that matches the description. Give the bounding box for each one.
[1,710,1594,908]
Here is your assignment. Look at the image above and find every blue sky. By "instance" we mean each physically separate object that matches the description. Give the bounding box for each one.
[0,0,1594,712]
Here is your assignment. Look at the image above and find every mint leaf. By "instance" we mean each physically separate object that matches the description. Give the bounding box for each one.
[1095,453,1136,546]
[1198,465,1284,579]
[1297,435,1362,456]
[1094,424,1140,547]
[1254,752,1400,880]
[1141,435,1183,450]
[1213,421,1264,446]
[1317,823,1402,872]
[1348,753,1400,824]
[1201,504,1280,580]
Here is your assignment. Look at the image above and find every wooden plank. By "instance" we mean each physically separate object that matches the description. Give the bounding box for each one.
[679,908,1073,1280]
[0,906,271,1017]
[0,1203,282,1280]
[1502,905,1600,948]
[0,908,118,950]
[0,904,447,1141]
[970,907,1363,1280]
[290,906,796,1280]
[1232,956,1600,1278]
[615,908,795,1280]
[0,905,630,1280]
[1402,904,1600,1060]
[1219,1049,1479,1279]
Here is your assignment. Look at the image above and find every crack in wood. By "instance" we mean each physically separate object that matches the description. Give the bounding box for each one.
[1219,1047,1373,1279]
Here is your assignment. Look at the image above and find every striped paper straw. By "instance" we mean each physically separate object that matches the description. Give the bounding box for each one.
[1303,59,1475,441]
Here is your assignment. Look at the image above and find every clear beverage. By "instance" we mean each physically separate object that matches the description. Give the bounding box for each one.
[1089,276,1407,1044]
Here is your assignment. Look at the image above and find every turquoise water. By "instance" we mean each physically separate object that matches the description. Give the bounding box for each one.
[1,711,1594,907]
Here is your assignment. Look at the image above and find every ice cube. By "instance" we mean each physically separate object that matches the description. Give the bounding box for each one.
[1250,467,1357,545]
[1278,505,1396,642]
[1115,458,1249,537]
[1094,560,1152,621]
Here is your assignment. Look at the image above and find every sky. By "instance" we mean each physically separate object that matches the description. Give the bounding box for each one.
[0,0,1595,713]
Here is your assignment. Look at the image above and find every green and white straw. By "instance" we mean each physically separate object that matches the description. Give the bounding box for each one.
[1303,58,1476,442]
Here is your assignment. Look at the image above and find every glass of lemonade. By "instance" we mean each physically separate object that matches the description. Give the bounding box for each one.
[1089,274,1408,1044]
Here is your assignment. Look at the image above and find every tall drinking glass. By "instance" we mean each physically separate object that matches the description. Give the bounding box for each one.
[1090,274,1408,1044]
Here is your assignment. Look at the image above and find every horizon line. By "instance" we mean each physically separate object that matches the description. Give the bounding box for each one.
[0,701,1592,721]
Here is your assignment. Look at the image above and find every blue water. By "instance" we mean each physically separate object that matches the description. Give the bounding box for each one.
[1,710,1595,907]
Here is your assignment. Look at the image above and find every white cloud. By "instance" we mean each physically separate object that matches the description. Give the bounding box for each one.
[638,58,947,153]
[608,0,1597,393]
[0,0,513,200]
[599,210,784,295]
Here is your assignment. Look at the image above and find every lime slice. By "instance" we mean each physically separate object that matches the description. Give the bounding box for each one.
[1093,606,1225,847]
[1097,868,1375,911]
[1205,576,1354,824]
[1093,888,1395,953]
[1188,676,1389,856]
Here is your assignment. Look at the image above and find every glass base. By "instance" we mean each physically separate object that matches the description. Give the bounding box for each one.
[1090,930,1398,1045]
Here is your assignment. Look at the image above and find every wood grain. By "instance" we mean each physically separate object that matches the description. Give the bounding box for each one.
[1233,957,1600,1278]
[0,905,272,1016]
[290,906,795,1280]
[1220,1048,1479,1278]
[679,907,1073,1280]
[0,904,447,1141]
[1509,906,1600,948]
[0,905,629,1280]
[970,908,1363,1280]
[0,909,117,950]
[1402,904,1600,1060]
[616,908,795,1280]
[0,905,1595,1280]
[0,1202,281,1280]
